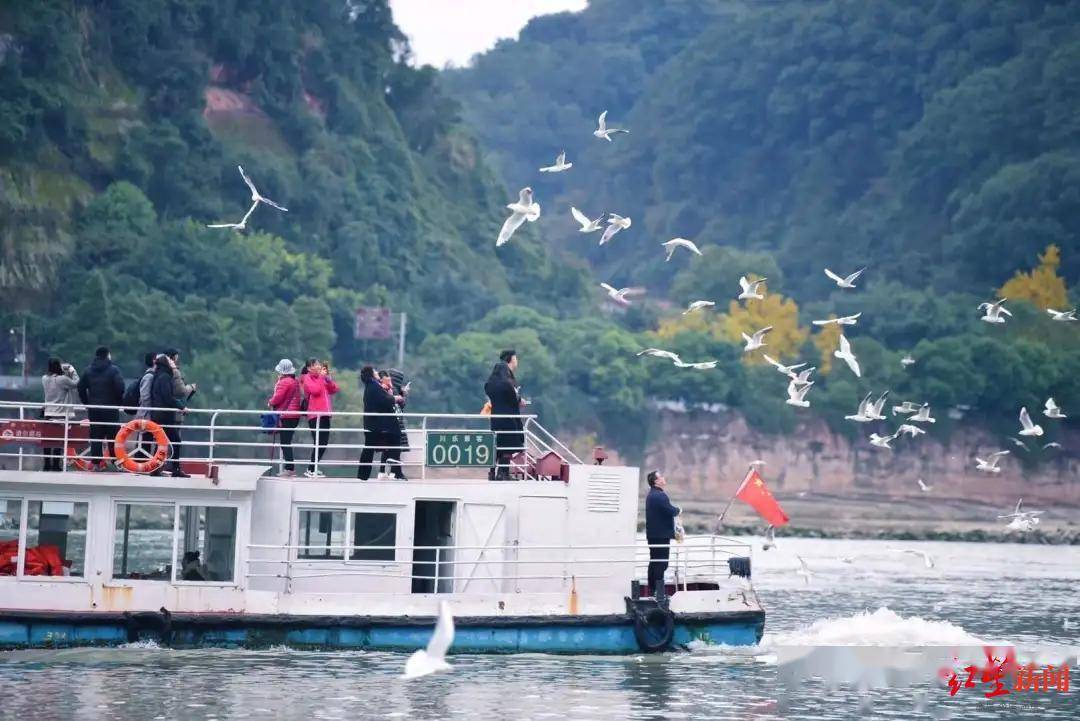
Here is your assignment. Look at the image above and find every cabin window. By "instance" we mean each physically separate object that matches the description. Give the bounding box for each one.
[176,506,238,583]
[0,499,19,576]
[22,500,88,577]
[113,503,173,580]
[298,509,346,559]
[350,512,396,562]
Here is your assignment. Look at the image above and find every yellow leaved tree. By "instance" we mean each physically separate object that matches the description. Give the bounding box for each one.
[721,293,808,363]
[655,309,719,341]
[998,244,1069,310]
[811,320,842,375]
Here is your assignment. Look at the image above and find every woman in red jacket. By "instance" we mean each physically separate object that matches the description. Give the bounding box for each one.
[267,359,302,477]
[301,358,339,477]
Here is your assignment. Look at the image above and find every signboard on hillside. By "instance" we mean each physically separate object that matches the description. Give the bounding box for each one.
[354,307,391,339]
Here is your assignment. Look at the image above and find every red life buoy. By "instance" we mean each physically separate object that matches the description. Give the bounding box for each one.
[113,419,170,474]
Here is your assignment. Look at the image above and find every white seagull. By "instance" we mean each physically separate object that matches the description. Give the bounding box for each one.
[539,150,572,173]
[741,326,773,352]
[786,379,813,408]
[238,165,288,212]
[599,213,631,245]
[673,359,718,370]
[812,313,861,326]
[975,450,1009,473]
[1018,407,1044,437]
[762,525,777,551]
[683,300,715,315]
[207,200,259,230]
[845,392,876,422]
[570,207,604,233]
[1046,308,1077,322]
[662,238,703,262]
[978,298,1012,324]
[496,187,541,247]
[896,424,926,438]
[892,401,922,416]
[824,267,865,289]
[867,391,890,420]
[869,432,897,449]
[1008,436,1031,452]
[637,348,681,363]
[789,367,816,385]
[593,110,629,141]
[600,283,643,306]
[1043,441,1062,450]
[998,499,1043,533]
[900,354,916,367]
[738,276,767,300]
[834,333,861,377]
[795,555,813,586]
[916,479,932,493]
[1044,398,1066,419]
[403,601,455,679]
[910,404,936,424]
[763,354,807,378]
[889,548,936,569]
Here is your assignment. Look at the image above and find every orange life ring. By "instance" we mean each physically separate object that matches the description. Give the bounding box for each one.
[113,419,170,474]
[66,444,111,471]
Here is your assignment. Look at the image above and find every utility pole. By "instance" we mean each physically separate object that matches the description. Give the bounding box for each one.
[397,312,407,369]
[20,317,26,386]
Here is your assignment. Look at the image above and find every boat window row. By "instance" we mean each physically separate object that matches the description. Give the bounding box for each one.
[297,508,397,562]
[0,496,237,583]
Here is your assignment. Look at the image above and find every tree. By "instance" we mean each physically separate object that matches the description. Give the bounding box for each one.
[998,244,1069,310]
[721,293,808,364]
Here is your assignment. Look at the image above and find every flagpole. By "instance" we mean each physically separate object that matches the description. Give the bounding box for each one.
[715,464,755,532]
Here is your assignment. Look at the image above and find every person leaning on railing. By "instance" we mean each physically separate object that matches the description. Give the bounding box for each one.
[357,365,405,480]
[148,354,188,478]
[267,359,302,477]
[301,358,339,478]
[77,346,125,471]
[41,358,79,471]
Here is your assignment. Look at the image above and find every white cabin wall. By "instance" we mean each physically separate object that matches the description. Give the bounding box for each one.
[565,465,641,603]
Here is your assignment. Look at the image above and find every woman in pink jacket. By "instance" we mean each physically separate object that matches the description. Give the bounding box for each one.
[267,359,302,477]
[301,358,339,477]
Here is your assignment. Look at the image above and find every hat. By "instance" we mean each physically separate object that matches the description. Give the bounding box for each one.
[275,359,296,375]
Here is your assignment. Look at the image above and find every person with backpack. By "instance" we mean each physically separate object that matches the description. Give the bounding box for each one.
[124,353,156,460]
[149,354,188,477]
[77,346,125,470]
[41,358,79,471]
[301,358,339,477]
[267,359,302,477]
[378,369,409,479]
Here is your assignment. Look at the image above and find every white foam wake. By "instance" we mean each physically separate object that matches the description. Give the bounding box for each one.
[763,607,985,647]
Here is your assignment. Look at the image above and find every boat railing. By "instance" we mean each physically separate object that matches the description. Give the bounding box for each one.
[245,537,752,593]
[0,401,579,481]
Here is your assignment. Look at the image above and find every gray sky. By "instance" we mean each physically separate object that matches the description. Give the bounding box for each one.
[389,0,587,68]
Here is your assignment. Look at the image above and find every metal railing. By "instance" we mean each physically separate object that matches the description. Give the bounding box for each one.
[0,401,580,481]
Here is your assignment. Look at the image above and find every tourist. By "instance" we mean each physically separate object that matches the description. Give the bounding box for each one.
[41,358,79,471]
[76,346,125,470]
[644,470,681,598]
[484,349,524,480]
[149,354,188,477]
[133,352,157,459]
[357,366,403,480]
[378,368,409,479]
[301,358,339,477]
[267,359,302,477]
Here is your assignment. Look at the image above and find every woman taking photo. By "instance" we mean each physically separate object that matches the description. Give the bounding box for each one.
[267,359,302,477]
[301,358,339,478]
[41,358,79,471]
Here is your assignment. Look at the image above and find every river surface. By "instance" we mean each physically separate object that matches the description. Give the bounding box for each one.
[1,537,1077,720]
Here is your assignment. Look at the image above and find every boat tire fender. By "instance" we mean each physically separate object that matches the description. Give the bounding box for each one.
[628,601,675,652]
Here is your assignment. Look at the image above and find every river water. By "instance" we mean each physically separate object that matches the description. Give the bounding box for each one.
[1,537,1076,720]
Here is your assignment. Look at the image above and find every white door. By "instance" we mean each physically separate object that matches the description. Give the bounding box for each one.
[516,496,568,593]
[453,503,506,593]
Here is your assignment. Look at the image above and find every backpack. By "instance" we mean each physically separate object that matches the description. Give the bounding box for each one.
[122,378,141,416]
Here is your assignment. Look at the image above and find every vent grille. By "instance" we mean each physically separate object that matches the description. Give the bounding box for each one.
[586,474,621,513]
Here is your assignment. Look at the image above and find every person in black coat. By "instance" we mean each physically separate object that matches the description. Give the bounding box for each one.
[357,366,405,480]
[379,369,409,478]
[644,470,681,597]
[77,346,125,469]
[484,350,524,480]
[148,354,188,477]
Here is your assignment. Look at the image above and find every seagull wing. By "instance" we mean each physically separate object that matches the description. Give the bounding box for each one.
[845,267,866,284]
[238,165,259,200]
[206,222,240,229]
[496,210,528,247]
[600,283,617,295]
[237,200,259,226]
[426,601,455,660]
[570,206,590,229]
[599,224,620,245]
[597,110,607,132]
[824,268,844,284]
[753,326,773,342]
[990,450,1011,459]
[259,196,288,212]
[1020,407,1034,430]
[762,353,781,370]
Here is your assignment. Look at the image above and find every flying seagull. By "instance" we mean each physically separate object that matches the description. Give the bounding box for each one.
[896,424,926,438]
[889,548,936,569]
[900,353,916,368]
[998,498,1043,532]
[683,300,715,314]
[998,498,1045,520]
[795,555,813,585]
[403,601,455,679]
[834,333,861,377]
[824,267,865,289]
[593,110,629,141]
[869,432,897,449]
[1046,308,1077,322]
[845,392,876,423]
[496,187,541,247]
[674,359,718,370]
[763,354,807,379]
[1008,436,1031,452]
[662,238,702,262]
[238,165,288,212]
[975,450,1009,474]
[600,283,643,306]
[978,299,1012,324]
[1043,441,1062,450]
[910,404,936,424]
[1018,407,1043,437]
[570,207,604,233]
[762,525,777,551]
[637,348,681,363]
[786,379,813,408]
[1044,397,1066,419]
[738,276,767,301]
[207,200,259,231]
[916,479,932,493]
[539,150,572,173]
[790,367,816,385]
[741,326,773,352]
[812,313,861,327]
[892,401,922,416]
[599,213,631,245]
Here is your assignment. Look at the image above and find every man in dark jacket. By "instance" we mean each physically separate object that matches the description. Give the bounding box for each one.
[149,354,188,478]
[77,346,125,470]
[644,470,681,597]
[357,366,404,480]
[484,349,523,480]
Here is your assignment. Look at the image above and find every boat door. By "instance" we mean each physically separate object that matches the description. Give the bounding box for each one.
[453,503,507,593]
[411,500,456,594]
[515,496,568,593]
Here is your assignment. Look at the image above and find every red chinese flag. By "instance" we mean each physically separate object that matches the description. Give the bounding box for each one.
[735,468,790,527]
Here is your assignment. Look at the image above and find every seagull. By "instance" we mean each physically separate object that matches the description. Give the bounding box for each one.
[900,354,916,367]
[834,333,861,377]
[742,326,773,352]
[824,267,865,289]
[896,424,926,438]
[683,300,715,315]
[916,479,932,493]
[1044,398,1066,419]
[496,187,541,246]
[207,200,259,230]
[673,359,718,370]
[403,601,455,679]
[866,391,889,420]
[762,525,777,551]
[892,401,922,416]
[786,379,813,408]
[978,298,1012,324]
[812,313,861,326]
[1006,516,1039,533]
[1008,437,1031,452]
[1043,441,1062,450]
[599,213,631,245]
[889,548,936,569]
[790,367,816,385]
[600,283,643,306]
[795,556,813,585]
[539,150,572,173]
[975,450,1009,473]
[738,276,767,300]
[593,110,629,141]
[662,238,702,262]
[570,207,604,233]
[869,432,897,449]
[637,348,681,363]
[845,393,876,422]
[1018,407,1044,437]
[238,165,288,212]
[763,354,807,379]
[910,404,936,424]
[998,498,1045,520]
[1046,308,1077,322]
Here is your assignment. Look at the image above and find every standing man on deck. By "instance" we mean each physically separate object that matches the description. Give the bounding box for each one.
[645,469,681,598]
[484,349,524,481]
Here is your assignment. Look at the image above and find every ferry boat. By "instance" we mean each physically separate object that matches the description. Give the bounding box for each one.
[0,401,764,653]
